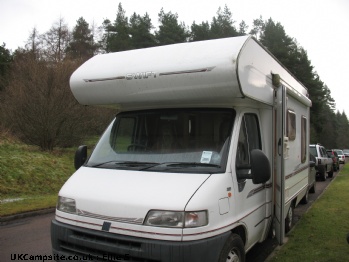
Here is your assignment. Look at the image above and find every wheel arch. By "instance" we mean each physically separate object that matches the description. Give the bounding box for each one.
[231,225,247,245]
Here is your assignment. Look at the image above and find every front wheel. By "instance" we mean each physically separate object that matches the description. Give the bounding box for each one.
[218,233,245,262]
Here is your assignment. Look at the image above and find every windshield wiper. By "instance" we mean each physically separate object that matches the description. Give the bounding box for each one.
[167,162,221,168]
[140,162,221,171]
[90,161,159,168]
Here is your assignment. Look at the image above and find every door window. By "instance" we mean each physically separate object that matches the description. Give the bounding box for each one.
[236,114,262,169]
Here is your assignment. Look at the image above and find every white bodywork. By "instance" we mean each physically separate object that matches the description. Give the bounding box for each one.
[56,35,311,258]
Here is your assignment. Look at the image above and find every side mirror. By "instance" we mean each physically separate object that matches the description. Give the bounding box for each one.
[236,149,271,184]
[250,149,271,184]
[74,145,87,170]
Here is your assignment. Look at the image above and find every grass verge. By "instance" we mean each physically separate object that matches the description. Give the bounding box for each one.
[0,133,77,216]
[268,164,349,261]
[0,195,57,216]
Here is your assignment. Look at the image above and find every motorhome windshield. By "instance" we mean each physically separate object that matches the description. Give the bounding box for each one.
[86,109,235,173]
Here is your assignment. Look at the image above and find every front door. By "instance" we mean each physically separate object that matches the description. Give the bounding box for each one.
[234,111,267,247]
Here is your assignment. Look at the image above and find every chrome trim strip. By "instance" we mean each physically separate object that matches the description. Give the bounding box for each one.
[83,66,215,82]
[247,182,272,198]
[83,76,126,82]
[77,209,143,225]
[159,66,215,76]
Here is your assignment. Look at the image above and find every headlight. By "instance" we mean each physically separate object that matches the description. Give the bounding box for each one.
[57,196,76,214]
[144,210,208,228]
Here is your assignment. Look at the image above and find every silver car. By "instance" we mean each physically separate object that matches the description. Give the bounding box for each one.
[343,149,349,158]
[334,149,345,164]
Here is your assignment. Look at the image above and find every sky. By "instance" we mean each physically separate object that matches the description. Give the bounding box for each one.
[1,0,349,115]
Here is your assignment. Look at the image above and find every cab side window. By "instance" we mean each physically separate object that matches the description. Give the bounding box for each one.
[236,114,262,168]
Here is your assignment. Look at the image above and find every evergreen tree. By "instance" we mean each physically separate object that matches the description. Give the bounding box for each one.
[210,5,238,39]
[317,107,337,148]
[335,111,349,148]
[0,43,12,91]
[100,19,113,53]
[129,12,156,49]
[66,17,98,60]
[238,20,249,36]
[105,3,131,52]
[155,8,189,45]
[250,16,264,39]
[190,21,211,41]
[259,18,295,68]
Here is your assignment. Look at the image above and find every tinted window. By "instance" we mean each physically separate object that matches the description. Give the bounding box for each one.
[236,114,261,168]
[87,108,235,173]
[301,116,307,163]
[287,109,296,141]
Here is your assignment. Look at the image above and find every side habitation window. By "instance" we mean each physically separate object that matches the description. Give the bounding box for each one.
[236,114,262,168]
[287,109,296,141]
[301,116,307,163]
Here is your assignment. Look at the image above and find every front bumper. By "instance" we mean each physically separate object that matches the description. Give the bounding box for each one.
[51,219,230,262]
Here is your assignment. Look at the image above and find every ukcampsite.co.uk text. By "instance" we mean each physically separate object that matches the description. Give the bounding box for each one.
[10,253,130,261]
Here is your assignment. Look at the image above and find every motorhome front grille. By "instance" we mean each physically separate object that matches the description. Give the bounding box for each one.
[77,209,144,225]
[58,230,159,262]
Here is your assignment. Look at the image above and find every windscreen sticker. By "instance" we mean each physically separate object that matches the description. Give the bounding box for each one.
[200,151,213,163]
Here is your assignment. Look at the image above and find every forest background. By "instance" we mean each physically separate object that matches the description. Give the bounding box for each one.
[0,3,348,151]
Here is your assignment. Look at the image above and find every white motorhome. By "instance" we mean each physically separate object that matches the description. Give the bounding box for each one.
[51,35,312,262]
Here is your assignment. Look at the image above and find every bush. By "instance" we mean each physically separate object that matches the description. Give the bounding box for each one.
[0,54,114,150]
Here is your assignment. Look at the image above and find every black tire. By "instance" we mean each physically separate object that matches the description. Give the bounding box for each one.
[300,190,309,204]
[320,169,326,181]
[309,182,316,193]
[328,165,334,178]
[285,204,294,233]
[218,233,245,262]
[328,170,333,178]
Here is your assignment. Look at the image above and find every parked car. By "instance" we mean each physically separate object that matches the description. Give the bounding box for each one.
[334,149,345,164]
[308,153,316,194]
[327,149,339,172]
[343,149,349,157]
[302,153,317,204]
[309,144,333,181]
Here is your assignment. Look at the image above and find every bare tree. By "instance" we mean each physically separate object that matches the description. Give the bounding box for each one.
[1,53,113,150]
[25,27,42,60]
[41,17,70,62]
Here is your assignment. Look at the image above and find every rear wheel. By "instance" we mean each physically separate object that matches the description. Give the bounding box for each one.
[300,189,309,204]
[328,165,334,178]
[334,164,339,171]
[218,233,245,262]
[320,169,327,181]
[309,182,316,193]
[328,170,333,178]
[285,204,294,233]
